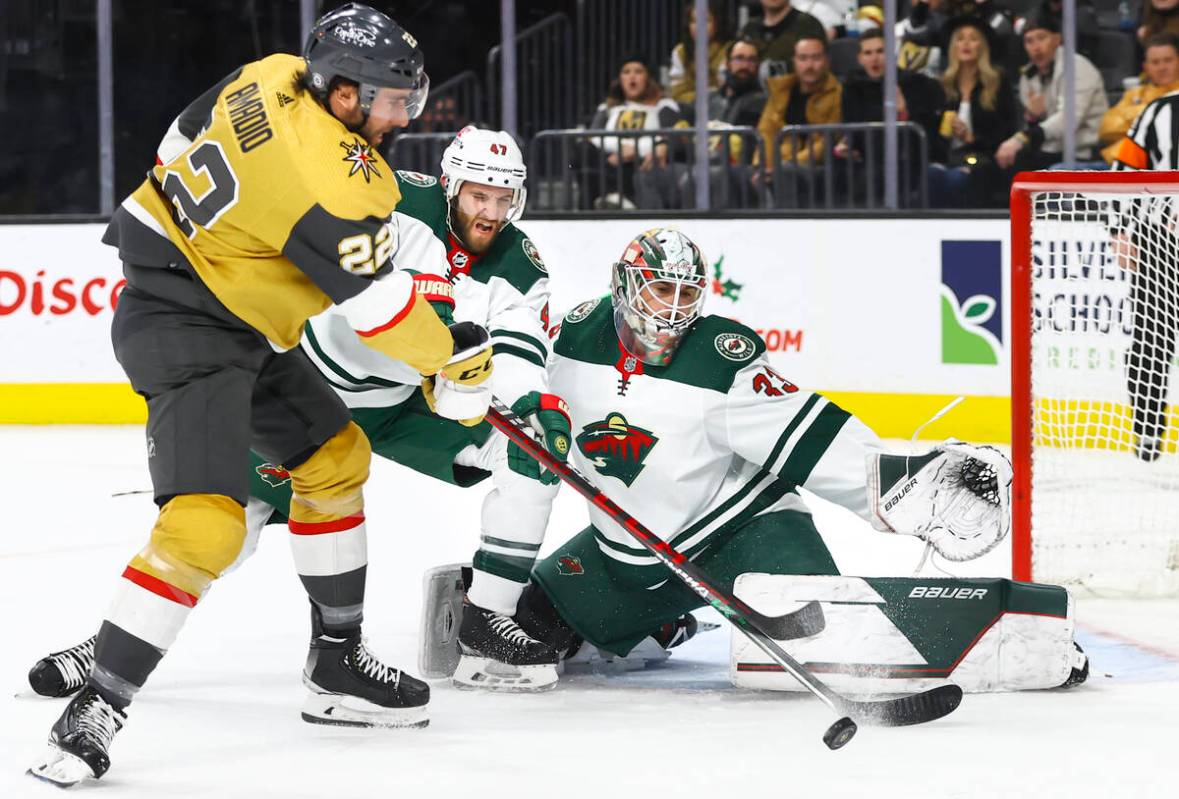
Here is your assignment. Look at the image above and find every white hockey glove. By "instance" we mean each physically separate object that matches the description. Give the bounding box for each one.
[866,441,1013,562]
[422,322,494,426]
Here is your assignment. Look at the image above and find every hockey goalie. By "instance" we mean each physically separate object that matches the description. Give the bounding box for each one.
[420,227,1088,694]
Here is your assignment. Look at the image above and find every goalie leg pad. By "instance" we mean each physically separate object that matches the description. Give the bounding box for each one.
[417,564,471,679]
[730,574,1079,694]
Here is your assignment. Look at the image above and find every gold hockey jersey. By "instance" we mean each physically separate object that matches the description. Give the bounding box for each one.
[114,54,402,349]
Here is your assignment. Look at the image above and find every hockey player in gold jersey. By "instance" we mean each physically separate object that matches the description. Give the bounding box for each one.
[28,4,492,788]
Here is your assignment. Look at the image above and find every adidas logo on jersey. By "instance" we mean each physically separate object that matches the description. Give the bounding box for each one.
[276,91,295,107]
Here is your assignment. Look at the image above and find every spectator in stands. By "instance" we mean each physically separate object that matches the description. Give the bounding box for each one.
[898,0,1015,79]
[584,55,689,209]
[684,39,770,208]
[837,29,944,204]
[840,29,944,137]
[1139,0,1179,45]
[740,0,827,80]
[1016,0,1099,63]
[996,12,1108,170]
[695,39,770,127]
[927,16,1019,208]
[755,34,843,206]
[1101,32,1179,164]
[668,1,734,106]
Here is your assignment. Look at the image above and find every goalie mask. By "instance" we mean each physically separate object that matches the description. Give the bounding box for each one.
[610,228,708,366]
[441,126,528,231]
[303,3,430,123]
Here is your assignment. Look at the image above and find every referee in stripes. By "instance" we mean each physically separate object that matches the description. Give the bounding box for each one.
[1113,92,1179,461]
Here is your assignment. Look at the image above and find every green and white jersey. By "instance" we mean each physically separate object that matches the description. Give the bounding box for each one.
[549,298,885,568]
[299,170,552,409]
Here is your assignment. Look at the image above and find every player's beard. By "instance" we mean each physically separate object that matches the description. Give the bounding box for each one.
[455,208,503,254]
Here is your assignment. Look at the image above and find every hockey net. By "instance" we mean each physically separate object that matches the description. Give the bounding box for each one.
[1012,171,1179,597]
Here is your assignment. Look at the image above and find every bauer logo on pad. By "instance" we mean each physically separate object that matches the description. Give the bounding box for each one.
[940,240,1003,365]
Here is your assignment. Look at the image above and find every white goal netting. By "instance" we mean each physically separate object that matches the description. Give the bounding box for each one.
[1027,188,1179,597]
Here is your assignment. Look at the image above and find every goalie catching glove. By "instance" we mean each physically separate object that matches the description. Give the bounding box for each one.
[507,392,572,485]
[867,441,1013,561]
[422,322,494,426]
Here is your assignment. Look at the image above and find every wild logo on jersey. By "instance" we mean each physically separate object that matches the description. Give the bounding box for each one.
[256,463,292,488]
[556,555,584,576]
[575,413,658,487]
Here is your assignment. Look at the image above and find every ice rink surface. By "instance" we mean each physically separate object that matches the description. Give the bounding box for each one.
[2,426,1177,798]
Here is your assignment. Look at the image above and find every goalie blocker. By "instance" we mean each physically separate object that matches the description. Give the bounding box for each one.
[731,575,1088,694]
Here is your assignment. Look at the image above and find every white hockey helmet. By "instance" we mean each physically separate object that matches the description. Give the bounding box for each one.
[439,125,527,223]
[611,228,709,366]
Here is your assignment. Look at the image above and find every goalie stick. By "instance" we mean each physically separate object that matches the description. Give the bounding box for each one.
[487,397,963,749]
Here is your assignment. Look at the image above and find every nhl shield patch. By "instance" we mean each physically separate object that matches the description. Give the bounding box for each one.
[714,332,756,361]
[576,413,658,487]
[556,555,584,576]
[565,298,600,324]
[522,239,547,273]
[396,170,437,187]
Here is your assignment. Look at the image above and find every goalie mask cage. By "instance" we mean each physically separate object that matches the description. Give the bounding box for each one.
[1012,170,1179,597]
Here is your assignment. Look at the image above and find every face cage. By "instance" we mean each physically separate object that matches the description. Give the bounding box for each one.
[359,71,430,120]
[613,264,706,365]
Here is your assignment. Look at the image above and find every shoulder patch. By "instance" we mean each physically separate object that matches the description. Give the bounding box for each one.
[565,298,601,324]
[395,170,438,187]
[339,138,383,183]
[522,238,547,273]
[714,332,757,362]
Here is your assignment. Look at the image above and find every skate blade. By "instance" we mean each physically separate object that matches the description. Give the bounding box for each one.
[452,656,558,693]
[27,744,96,787]
[301,692,429,729]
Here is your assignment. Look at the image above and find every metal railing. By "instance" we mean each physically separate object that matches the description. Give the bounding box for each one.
[769,122,930,210]
[387,132,461,177]
[414,70,485,133]
[527,126,767,212]
[525,123,930,212]
[572,0,743,125]
[487,13,575,139]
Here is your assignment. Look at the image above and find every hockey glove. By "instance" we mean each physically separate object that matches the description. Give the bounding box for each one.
[507,392,572,485]
[866,441,1012,562]
[422,322,494,426]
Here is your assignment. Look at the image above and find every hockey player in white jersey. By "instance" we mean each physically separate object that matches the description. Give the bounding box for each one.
[297,125,569,691]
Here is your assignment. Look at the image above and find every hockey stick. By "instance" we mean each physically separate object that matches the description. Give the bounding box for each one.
[487,397,963,749]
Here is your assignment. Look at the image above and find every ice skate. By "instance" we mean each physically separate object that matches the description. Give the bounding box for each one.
[302,618,429,729]
[28,635,96,698]
[454,602,559,692]
[27,686,125,787]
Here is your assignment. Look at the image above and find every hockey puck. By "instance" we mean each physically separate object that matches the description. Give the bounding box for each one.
[823,716,857,750]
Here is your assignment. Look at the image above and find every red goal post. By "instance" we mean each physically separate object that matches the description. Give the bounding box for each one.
[1009,168,1179,593]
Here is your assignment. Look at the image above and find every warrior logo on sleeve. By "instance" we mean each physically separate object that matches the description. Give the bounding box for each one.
[575,413,658,486]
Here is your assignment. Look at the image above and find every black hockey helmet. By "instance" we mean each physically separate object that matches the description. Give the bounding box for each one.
[303,3,429,118]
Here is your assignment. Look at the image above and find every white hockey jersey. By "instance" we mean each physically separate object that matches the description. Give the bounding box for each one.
[548,298,885,568]
[298,171,551,407]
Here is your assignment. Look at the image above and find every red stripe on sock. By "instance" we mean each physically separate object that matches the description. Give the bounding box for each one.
[122,566,198,608]
[288,514,365,535]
